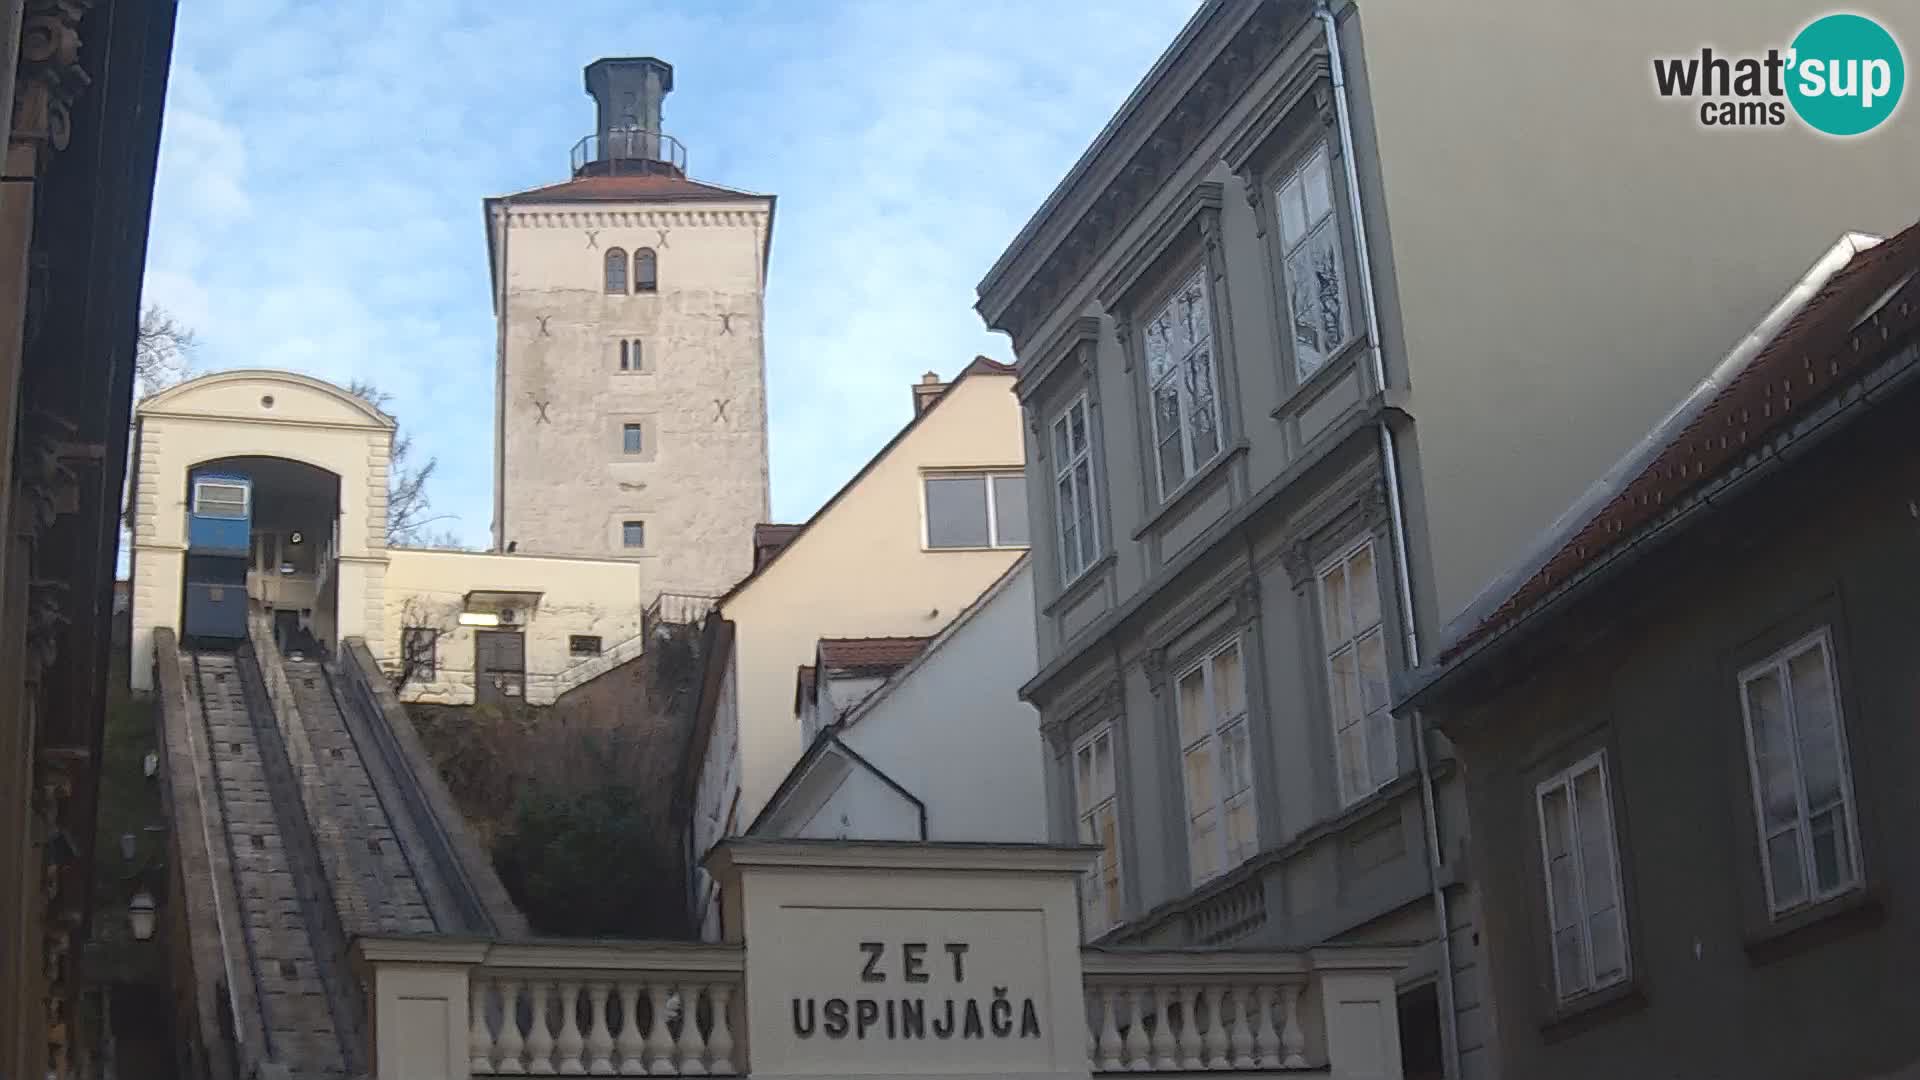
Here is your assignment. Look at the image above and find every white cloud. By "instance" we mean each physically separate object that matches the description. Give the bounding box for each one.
[145,1,1198,545]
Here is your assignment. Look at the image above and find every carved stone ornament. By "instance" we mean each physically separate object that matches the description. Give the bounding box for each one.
[1244,181,1268,238]
[1313,84,1337,130]
[1233,576,1261,626]
[1198,209,1223,256]
[1279,538,1316,587]
[1142,647,1169,696]
[13,0,95,156]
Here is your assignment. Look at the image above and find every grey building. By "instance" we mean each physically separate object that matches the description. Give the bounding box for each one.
[1401,224,1920,1078]
[972,3,1920,1080]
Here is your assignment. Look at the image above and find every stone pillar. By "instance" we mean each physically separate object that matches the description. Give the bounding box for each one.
[353,938,490,1080]
[1314,956,1407,1080]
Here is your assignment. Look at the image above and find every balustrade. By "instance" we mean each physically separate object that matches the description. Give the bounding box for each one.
[468,970,740,1076]
[1081,951,1315,1072]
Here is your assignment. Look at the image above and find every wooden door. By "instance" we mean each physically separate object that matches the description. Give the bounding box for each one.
[474,630,526,705]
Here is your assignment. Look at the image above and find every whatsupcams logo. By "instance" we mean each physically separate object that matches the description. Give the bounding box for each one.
[1653,13,1905,135]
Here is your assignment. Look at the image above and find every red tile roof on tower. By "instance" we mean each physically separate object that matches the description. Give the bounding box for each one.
[497,171,766,204]
[1439,220,1920,665]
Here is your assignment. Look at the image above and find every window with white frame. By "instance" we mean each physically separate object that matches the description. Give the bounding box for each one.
[1143,267,1223,500]
[1274,144,1352,382]
[193,478,249,519]
[1535,752,1629,1002]
[923,471,1028,549]
[1319,538,1394,806]
[1174,639,1256,885]
[1072,724,1124,937]
[1738,628,1861,917]
[1052,395,1100,582]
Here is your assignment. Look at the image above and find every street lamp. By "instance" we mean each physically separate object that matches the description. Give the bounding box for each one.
[128,889,156,942]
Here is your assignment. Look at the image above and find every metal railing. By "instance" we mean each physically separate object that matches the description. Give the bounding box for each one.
[571,129,688,175]
[643,591,719,642]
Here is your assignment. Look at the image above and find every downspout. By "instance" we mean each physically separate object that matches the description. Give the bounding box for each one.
[493,198,511,552]
[1317,5,1462,1079]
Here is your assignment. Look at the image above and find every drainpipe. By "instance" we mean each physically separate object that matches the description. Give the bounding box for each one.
[1316,4,1462,1079]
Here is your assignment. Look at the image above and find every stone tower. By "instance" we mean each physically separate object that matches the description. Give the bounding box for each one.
[485,57,773,598]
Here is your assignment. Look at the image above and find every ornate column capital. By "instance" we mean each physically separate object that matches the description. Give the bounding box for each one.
[13,0,95,160]
[1141,647,1168,697]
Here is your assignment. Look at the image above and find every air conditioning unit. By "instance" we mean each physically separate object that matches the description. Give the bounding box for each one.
[498,608,518,626]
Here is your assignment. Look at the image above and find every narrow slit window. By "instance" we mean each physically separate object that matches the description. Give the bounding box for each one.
[622,423,644,455]
[604,247,628,294]
[634,248,658,293]
[619,338,642,371]
[622,520,646,549]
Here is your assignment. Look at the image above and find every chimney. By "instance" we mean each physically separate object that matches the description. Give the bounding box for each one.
[912,372,946,416]
[582,57,676,172]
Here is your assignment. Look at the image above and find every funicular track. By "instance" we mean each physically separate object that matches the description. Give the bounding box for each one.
[187,646,362,1079]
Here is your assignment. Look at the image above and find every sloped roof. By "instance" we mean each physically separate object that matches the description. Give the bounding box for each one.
[716,356,1017,604]
[753,523,804,569]
[1436,219,1920,667]
[494,171,768,204]
[817,637,932,673]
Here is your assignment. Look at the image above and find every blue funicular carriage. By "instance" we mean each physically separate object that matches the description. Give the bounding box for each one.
[181,468,252,646]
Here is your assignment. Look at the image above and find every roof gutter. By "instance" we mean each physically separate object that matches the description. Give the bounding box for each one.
[1437,230,1883,652]
[1405,332,1920,713]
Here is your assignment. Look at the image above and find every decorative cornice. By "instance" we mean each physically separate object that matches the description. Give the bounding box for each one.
[987,0,1303,350]
[1015,314,1106,405]
[1094,179,1225,311]
[1233,575,1261,626]
[12,0,93,160]
[503,208,765,230]
[1142,646,1169,696]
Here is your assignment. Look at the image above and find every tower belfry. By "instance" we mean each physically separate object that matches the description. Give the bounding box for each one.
[485,57,774,599]
[581,57,678,174]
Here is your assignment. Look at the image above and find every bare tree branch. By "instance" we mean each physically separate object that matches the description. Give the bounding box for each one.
[346,378,454,547]
[135,306,196,399]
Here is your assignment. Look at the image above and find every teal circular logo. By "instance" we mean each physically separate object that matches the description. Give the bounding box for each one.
[1787,14,1905,136]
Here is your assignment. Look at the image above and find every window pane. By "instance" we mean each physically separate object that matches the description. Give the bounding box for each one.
[1347,544,1380,632]
[1810,806,1851,894]
[1057,477,1081,577]
[1573,767,1617,924]
[622,521,645,548]
[1766,827,1807,908]
[605,248,627,293]
[1225,795,1257,865]
[635,248,658,291]
[1743,670,1800,834]
[1093,733,1114,800]
[1184,350,1221,466]
[1356,630,1390,716]
[1075,745,1095,813]
[1553,926,1589,997]
[1366,708,1395,792]
[1328,647,1359,727]
[1588,907,1626,985]
[1183,743,1214,820]
[1154,383,1186,494]
[1787,642,1844,811]
[1176,271,1211,349]
[1302,149,1334,224]
[1053,414,1070,466]
[1145,314,1176,383]
[1189,809,1218,883]
[925,476,989,548]
[992,474,1029,547]
[1221,720,1253,795]
[1212,644,1244,720]
[1278,179,1309,248]
[1306,222,1349,356]
[1069,399,1088,455]
[1338,722,1367,805]
[623,423,643,454]
[1177,668,1208,746]
[1073,461,1097,565]
[1321,562,1350,643]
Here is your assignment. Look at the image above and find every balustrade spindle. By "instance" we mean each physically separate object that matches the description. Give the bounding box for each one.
[1097,988,1123,1072]
[1150,986,1177,1071]
[1123,988,1151,1071]
[472,980,495,1073]
[557,981,586,1074]
[708,983,736,1075]
[1207,986,1233,1069]
[616,983,645,1076]
[647,985,675,1073]
[586,983,615,1075]
[1228,985,1255,1068]
[498,979,528,1074]
[528,982,556,1074]
[1178,985,1204,1070]
[1252,985,1278,1069]
[1278,984,1307,1068]
[680,983,710,1076]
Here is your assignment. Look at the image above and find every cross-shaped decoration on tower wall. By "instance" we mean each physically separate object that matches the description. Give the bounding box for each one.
[536,315,552,337]
[655,228,671,249]
[713,398,730,422]
[529,396,552,424]
[584,230,600,249]
[718,312,741,336]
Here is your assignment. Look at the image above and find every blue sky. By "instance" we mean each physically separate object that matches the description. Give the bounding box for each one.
[144,0,1199,547]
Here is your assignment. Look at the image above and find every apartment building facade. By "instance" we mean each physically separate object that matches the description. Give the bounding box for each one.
[974,3,1919,1079]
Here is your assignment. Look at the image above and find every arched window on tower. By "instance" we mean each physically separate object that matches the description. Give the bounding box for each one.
[604,247,628,294]
[634,248,658,293]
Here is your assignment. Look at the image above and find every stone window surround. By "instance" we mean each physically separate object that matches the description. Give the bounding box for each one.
[1097,181,1251,528]
[614,336,649,373]
[1720,590,1883,964]
[1515,718,1649,1038]
[1277,466,1405,827]
[604,512,657,555]
[1533,749,1632,1006]
[607,414,657,464]
[1044,671,1133,929]
[1022,317,1116,607]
